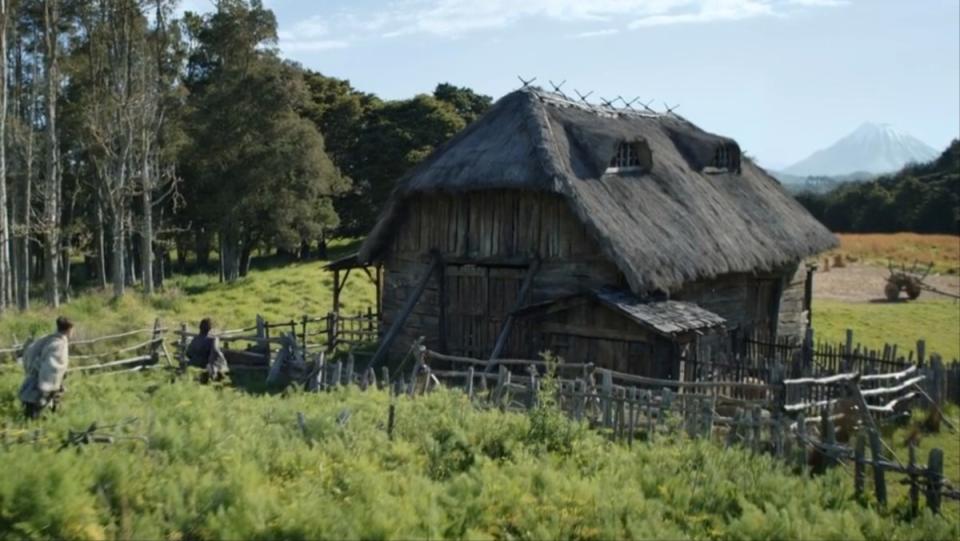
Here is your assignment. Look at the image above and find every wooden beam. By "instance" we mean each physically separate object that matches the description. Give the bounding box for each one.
[369,255,441,369]
[487,257,541,368]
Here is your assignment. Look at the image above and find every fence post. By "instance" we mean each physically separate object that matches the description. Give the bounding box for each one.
[931,355,944,407]
[466,367,475,400]
[345,353,355,386]
[627,387,638,446]
[868,430,887,506]
[925,448,943,514]
[601,369,613,428]
[726,408,742,448]
[854,434,866,499]
[908,441,919,516]
[844,329,854,371]
[332,361,342,389]
[178,323,188,369]
[301,315,309,353]
[528,365,538,410]
[795,414,807,469]
[387,404,396,440]
[327,312,338,352]
[574,379,585,421]
[916,339,926,366]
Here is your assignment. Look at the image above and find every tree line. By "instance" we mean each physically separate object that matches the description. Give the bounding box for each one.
[0,0,492,311]
[794,140,959,235]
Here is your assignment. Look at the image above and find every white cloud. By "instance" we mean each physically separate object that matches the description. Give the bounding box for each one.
[342,0,846,39]
[571,28,621,39]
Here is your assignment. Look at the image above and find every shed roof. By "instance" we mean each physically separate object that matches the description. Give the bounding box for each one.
[359,87,837,294]
[593,289,726,338]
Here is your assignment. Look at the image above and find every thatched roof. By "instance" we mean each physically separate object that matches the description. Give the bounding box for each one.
[359,87,837,293]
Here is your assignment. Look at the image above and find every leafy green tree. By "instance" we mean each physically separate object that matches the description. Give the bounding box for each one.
[433,82,491,124]
[181,0,347,281]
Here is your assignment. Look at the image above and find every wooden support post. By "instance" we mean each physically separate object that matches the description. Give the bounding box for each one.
[916,339,926,366]
[381,366,390,390]
[528,365,538,409]
[925,448,943,514]
[369,256,440,370]
[301,315,308,353]
[646,391,656,443]
[628,387,638,446]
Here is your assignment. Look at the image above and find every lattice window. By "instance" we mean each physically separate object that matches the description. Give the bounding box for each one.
[605,140,651,174]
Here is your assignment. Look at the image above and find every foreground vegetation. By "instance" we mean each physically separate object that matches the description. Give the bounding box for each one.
[0,369,957,540]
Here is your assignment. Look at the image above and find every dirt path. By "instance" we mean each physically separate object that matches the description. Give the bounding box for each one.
[814,263,960,303]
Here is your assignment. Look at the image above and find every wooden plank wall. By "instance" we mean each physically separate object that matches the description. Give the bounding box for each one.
[676,271,787,341]
[382,191,624,359]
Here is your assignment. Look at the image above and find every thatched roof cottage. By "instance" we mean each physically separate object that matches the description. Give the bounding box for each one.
[337,87,837,377]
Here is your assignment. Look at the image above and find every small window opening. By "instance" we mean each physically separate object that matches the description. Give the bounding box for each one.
[605,140,652,174]
[703,143,740,174]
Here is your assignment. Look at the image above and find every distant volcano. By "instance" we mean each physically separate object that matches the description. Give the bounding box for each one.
[783,122,939,177]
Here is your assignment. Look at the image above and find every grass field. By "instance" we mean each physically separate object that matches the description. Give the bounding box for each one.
[814,298,960,360]
[0,369,956,540]
[0,241,375,347]
[829,234,960,274]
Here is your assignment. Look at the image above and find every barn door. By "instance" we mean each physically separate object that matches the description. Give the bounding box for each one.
[445,265,525,359]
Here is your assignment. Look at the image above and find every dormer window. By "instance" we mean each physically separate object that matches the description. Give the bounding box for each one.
[703,143,741,174]
[605,140,652,174]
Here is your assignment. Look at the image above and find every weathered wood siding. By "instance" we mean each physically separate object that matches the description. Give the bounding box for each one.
[382,191,624,359]
[517,300,675,378]
[776,263,807,343]
[675,270,791,340]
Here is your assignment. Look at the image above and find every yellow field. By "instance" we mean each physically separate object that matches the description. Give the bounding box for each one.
[829,233,959,273]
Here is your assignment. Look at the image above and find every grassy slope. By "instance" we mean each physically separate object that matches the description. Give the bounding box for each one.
[0,370,956,540]
[0,242,375,346]
[813,298,960,360]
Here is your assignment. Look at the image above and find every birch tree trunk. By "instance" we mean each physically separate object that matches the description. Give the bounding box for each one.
[42,0,60,307]
[96,203,107,288]
[0,0,11,310]
[111,205,125,298]
[140,145,154,294]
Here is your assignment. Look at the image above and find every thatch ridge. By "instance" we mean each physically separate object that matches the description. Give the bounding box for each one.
[359,87,837,293]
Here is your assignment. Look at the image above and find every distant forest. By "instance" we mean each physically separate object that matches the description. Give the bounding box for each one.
[794,141,960,235]
[0,0,492,309]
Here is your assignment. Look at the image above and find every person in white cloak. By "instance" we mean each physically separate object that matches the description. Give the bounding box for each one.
[19,317,74,419]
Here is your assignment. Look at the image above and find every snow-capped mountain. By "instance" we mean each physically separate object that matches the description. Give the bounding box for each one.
[783,122,939,177]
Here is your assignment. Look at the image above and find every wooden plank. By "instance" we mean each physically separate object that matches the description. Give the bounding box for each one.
[369,256,440,369]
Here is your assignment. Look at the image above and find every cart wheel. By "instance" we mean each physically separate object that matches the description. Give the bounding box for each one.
[884,281,900,301]
[905,281,922,300]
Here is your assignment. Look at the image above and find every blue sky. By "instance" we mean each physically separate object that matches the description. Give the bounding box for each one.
[181,0,959,169]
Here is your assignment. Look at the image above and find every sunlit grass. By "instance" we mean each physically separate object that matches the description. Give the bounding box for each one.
[813,298,960,360]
